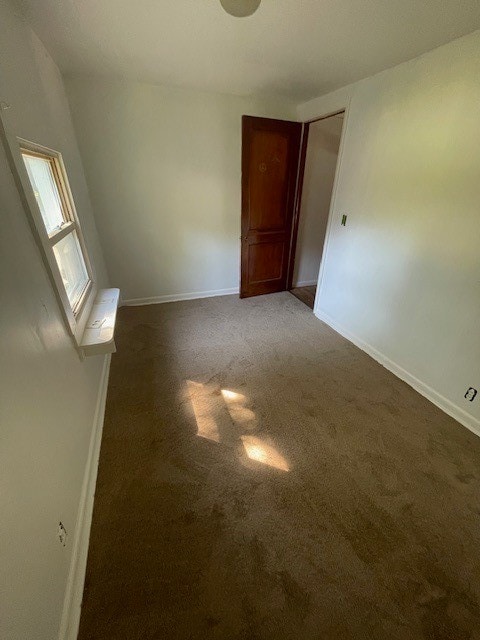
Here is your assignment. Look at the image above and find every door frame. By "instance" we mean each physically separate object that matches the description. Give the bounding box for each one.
[286,108,349,312]
[285,122,309,291]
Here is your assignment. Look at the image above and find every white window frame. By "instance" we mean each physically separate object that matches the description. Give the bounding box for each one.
[0,115,97,346]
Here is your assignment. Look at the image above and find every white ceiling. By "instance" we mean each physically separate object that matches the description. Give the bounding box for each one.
[16,0,480,103]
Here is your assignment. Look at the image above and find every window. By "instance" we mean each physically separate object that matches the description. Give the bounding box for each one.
[19,143,93,330]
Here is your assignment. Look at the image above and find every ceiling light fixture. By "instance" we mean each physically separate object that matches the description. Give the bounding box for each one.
[220,0,261,18]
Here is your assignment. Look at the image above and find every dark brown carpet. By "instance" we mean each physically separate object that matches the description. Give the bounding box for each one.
[290,285,316,309]
[78,293,480,640]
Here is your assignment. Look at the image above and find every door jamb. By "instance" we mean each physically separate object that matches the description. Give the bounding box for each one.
[286,122,309,291]
[311,107,349,312]
[287,108,348,307]
[306,109,346,124]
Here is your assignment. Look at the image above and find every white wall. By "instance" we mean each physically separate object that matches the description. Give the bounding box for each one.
[64,77,294,303]
[293,115,343,287]
[0,2,109,639]
[298,30,480,429]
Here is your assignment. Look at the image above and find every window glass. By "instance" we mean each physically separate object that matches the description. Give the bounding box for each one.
[21,147,92,318]
[23,154,65,234]
[53,231,89,309]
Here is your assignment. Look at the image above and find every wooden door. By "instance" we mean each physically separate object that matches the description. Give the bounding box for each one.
[241,116,302,298]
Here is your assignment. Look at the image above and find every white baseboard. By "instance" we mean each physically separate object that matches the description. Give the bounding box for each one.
[314,309,480,438]
[121,287,239,307]
[292,279,318,288]
[58,354,112,640]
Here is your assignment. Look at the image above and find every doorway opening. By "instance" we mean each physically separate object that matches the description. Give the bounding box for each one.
[289,111,345,309]
[240,112,345,304]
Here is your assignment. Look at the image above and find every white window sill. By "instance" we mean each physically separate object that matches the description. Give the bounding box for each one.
[80,288,120,357]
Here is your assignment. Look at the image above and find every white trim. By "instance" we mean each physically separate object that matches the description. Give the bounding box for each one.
[58,354,111,640]
[292,279,318,288]
[314,309,480,438]
[81,289,120,357]
[17,138,96,342]
[314,101,351,310]
[121,287,239,307]
[0,112,98,352]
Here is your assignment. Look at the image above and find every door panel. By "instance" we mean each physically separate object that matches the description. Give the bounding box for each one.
[241,116,302,298]
[248,239,285,283]
[249,131,289,230]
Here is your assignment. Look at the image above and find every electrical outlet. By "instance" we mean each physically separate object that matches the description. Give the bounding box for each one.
[465,387,477,402]
[341,214,347,226]
[58,522,67,547]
